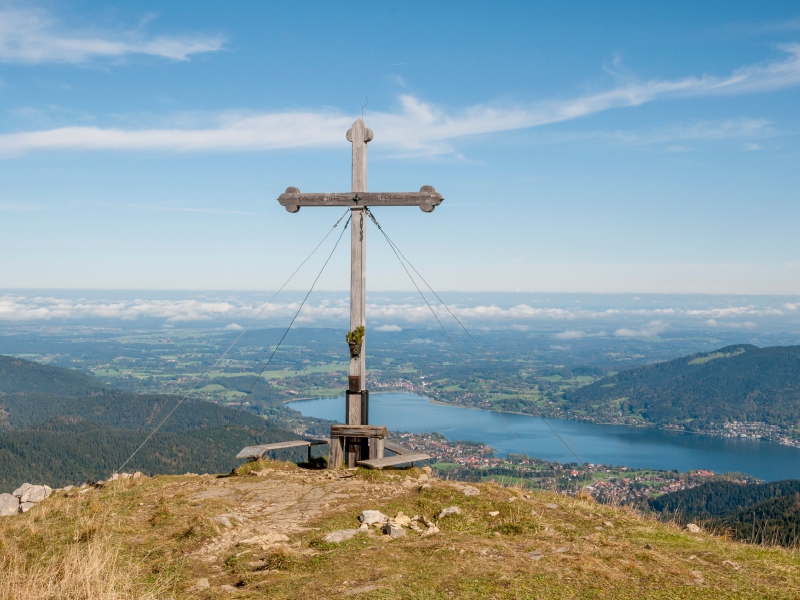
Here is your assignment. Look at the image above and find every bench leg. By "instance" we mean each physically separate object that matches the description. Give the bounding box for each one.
[369,438,384,460]
[328,435,343,470]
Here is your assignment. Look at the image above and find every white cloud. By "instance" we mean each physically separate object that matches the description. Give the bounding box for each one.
[0,295,788,328]
[614,320,669,338]
[554,330,585,340]
[0,6,224,64]
[2,45,800,156]
[706,319,758,329]
[224,322,243,330]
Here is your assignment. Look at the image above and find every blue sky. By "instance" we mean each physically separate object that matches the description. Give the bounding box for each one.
[1,1,799,294]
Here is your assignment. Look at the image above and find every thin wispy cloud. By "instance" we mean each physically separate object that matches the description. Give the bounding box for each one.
[1,43,799,157]
[0,6,225,63]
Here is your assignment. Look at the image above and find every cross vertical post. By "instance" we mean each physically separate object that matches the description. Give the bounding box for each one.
[346,119,372,429]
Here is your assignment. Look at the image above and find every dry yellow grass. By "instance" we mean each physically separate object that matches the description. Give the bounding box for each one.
[1,462,798,599]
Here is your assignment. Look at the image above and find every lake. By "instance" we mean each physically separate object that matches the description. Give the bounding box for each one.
[288,392,800,481]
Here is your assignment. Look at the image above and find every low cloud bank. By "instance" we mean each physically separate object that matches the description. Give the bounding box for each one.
[1,292,798,338]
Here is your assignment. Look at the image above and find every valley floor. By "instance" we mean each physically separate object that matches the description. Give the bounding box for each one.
[2,462,799,599]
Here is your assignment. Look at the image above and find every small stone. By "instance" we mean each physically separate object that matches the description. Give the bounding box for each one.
[324,529,360,543]
[685,523,701,533]
[644,544,654,550]
[359,510,389,525]
[422,524,439,536]
[488,511,500,517]
[461,485,480,497]
[529,551,544,561]
[507,497,516,503]
[62,486,73,492]
[438,506,461,519]
[553,546,570,553]
[219,584,237,592]
[393,512,412,527]
[382,523,406,538]
[420,483,431,490]
[523,494,530,499]
[0,493,19,517]
[213,516,233,528]
[358,522,369,531]
[421,466,432,476]
[603,521,614,528]
[418,473,429,481]
[19,502,36,513]
[545,503,558,509]
[194,578,210,590]
[110,473,119,481]
[722,560,741,571]
[133,472,143,479]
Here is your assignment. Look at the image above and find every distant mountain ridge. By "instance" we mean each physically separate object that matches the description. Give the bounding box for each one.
[0,355,305,489]
[565,344,800,428]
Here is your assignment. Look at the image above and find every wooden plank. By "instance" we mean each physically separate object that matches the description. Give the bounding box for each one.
[236,439,327,459]
[278,189,444,212]
[357,453,431,469]
[328,436,343,470]
[384,440,415,456]
[330,424,387,439]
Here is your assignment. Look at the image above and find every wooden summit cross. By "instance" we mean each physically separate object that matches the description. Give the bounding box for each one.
[277,118,442,469]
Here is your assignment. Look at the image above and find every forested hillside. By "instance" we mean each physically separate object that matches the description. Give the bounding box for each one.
[565,344,800,428]
[647,479,800,547]
[0,356,306,489]
[0,354,106,395]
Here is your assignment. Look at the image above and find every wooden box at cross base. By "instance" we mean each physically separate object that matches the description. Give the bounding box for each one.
[271,118,438,470]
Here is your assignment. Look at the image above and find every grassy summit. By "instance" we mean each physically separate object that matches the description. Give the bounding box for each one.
[2,462,799,599]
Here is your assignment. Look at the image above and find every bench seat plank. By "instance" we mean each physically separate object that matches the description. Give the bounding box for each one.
[357,452,430,469]
[236,439,328,459]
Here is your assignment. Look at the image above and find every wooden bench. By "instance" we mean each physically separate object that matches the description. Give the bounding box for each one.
[237,439,328,462]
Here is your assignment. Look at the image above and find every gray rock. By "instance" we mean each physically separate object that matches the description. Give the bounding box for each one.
[461,485,480,496]
[382,523,406,538]
[358,510,389,525]
[545,503,558,509]
[685,523,701,533]
[0,493,19,517]
[324,529,360,543]
[19,502,36,513]
[529,551,544,561]
[20,485,52,504]
[219,584,237,592]
[194,578,210,590]
[12,483,33,498]
[62,485,74,492]
[438,506,461,519]
[213,516,233,528]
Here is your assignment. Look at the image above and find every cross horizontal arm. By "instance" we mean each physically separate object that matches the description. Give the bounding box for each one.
[278,185,443,213]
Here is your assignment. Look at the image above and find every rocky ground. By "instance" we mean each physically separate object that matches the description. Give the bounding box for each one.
[2,461,800,599]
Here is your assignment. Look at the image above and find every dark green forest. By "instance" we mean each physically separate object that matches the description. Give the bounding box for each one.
[647,479,800,547]
[0,356,306,489]
[0,354,108,395]
[565,344,800,428]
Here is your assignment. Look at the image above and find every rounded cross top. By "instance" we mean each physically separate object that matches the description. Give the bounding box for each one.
[346,119,373,144]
